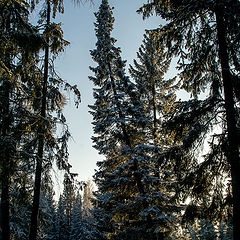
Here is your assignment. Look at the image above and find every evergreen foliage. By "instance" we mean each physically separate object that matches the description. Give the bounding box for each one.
[129,31,177,146]
[138,0,240,238]
[0,1,43,239]
[0,0,80,239]
[70,192,83,240]
[89,1,180,239]
[0,0,238,239]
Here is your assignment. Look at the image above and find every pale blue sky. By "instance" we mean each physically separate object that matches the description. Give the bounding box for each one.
[54,0,165,183]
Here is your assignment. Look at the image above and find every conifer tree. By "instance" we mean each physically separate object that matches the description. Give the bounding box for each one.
[129,32,182,239]
[138,0,240,238]
[10,164,33,240]
[28,1,80,238]
[89,1,178,239]
[129,32,177,146]
[69,180,98,240]
[57,194,69,240]
[0,1,81,239]
[62,173,76,240]
[38,188,57,239]
[0,1,43,239]
[70,192,83,240]
[82,180,94,217]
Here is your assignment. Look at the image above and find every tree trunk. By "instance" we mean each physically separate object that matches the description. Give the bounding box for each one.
[0,83,11,240]
[0,13,11,240]
[1,157,10,240]
[152,84,158,144]
[0,200,1,240]
[29,1,50,239]
[215,2,240,239]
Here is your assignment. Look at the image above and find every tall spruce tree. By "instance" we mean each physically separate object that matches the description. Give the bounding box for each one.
[89,1,177,239]
[138,0,240,238]
[129,32,181,239]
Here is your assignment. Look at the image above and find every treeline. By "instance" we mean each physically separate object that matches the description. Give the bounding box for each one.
[9,172,95,240]
[89,0,240,239]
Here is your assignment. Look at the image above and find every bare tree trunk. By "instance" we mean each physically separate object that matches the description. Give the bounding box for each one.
[215,2,240,239]
[29,1,50,239]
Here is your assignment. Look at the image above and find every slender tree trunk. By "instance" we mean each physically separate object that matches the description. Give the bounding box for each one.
[0,202,1,240]
[1,79,11,240]
[29,1,50,239]
[152,84,158,144]
[215,2,240,239]
[151,85,160,240]
[0,12,11,240]
[1,146,10,240]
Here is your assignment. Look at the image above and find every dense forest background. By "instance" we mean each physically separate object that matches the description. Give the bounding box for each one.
[0,0,239,239]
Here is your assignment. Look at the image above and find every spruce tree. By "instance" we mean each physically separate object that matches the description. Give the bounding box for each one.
[57,194,69,240]
[38,188,57,239]
[129,32,177,146]
[70,192,83,240]
[62,173,76,240]
[0,1,82,238]
[129,32,181,239]
[138,0,240,238]
[89,1,177,239]
[0,1,43,239]
[82,180,94,217]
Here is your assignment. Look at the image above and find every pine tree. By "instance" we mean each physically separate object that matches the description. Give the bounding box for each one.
[138,0,240,238]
